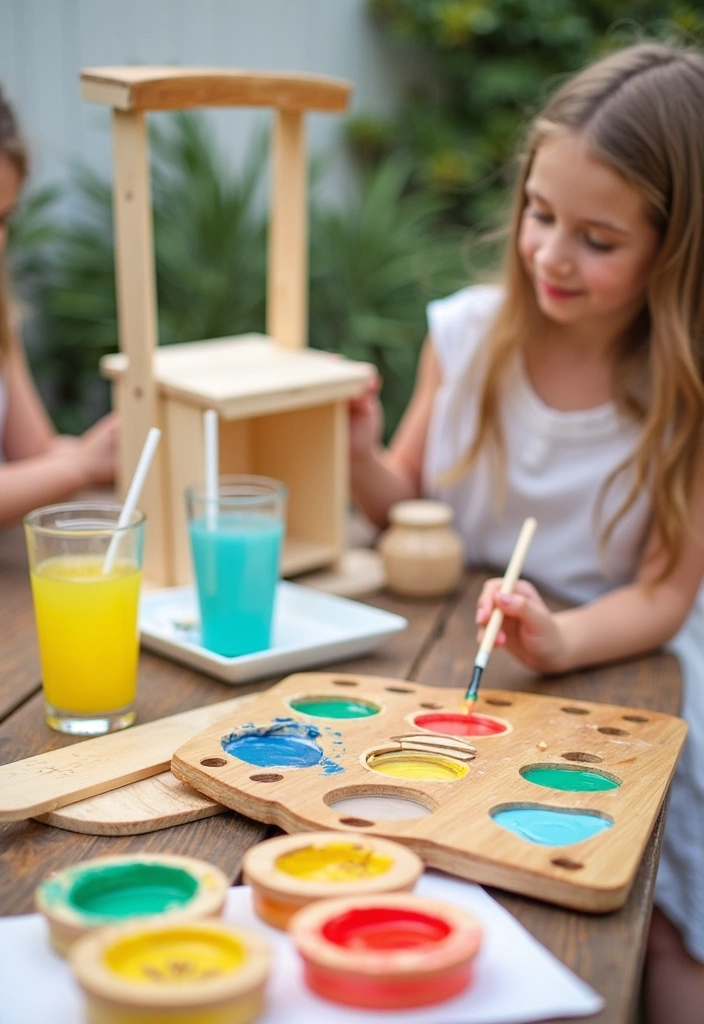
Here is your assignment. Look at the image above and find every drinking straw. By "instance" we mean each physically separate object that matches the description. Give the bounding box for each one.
[204,409,219,531]
[102,427,161,575]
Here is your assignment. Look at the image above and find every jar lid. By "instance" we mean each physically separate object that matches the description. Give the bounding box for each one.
[388,500,454,528]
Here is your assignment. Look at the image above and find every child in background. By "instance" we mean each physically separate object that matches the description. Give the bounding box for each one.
[349,42,704,1024]
[0,87,117,527]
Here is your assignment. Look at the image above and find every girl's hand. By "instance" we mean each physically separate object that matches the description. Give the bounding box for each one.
[75,412,120,486]
[348,376,383,462]
[476,577,568,674]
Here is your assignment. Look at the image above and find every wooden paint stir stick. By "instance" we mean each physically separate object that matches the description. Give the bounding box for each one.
[463,516,538,710]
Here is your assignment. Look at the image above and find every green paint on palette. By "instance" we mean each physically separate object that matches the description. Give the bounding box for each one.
[290,696,381,719]
[491,806,612,846]
[67,863,199,919]
[521,765,620,792]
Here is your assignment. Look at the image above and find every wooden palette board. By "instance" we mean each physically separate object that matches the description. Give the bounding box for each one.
[171,672,687,913]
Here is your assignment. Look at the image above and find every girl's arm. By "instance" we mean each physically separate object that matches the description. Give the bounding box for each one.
[349,338,442,527]
[476,470,704,674]
[0,337,119,527]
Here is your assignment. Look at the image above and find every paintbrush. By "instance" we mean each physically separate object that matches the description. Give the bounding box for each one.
[463,516,538,710]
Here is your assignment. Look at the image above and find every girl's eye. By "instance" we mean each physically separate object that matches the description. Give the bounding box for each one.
[584,235,614,252]
[528,209,552,223]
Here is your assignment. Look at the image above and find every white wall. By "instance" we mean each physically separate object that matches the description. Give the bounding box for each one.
[0,0,418,210]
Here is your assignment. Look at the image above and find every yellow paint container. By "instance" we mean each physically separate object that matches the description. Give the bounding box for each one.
[70,919,270,1024]
[36,853,230,955]
[243,831,423,930]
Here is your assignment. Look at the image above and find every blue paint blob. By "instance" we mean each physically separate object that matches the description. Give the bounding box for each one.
[221,717,344,774]
[491,805,613,846]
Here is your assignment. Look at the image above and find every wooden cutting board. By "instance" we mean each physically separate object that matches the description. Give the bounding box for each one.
[0,693,255,823]
[36,771,225,835]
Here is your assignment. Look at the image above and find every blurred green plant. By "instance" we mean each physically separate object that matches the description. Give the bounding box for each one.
[35,111,268,432]
[309,155,468,438]
[14,111,472,438]
[355,0,704,227]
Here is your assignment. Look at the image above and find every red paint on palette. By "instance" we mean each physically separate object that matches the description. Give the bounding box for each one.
[415,712,507,737]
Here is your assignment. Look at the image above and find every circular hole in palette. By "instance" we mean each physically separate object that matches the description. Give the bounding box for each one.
[483,698,512,707]
[366,748,468,781]
[561,751,603,764]
[520,763,621,792]
[560,706,590,715]
[325,787,434,821]
[289,695,381,719]
[385,686,416,694]
[412,711,510,738]
[249,773,284,783]
[332,679,359,687]
[339,817,375,828]
[490,803,613,845]
[419,702,444,710]
[201,757,227,768]
[622,714,649,723]
[598,726,629,736]
[551,858,584,871]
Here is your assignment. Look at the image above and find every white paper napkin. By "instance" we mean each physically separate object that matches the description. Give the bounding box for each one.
[0,871,604,1024]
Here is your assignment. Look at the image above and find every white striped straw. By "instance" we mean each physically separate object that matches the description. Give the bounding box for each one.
[204,409,219,531]
[102,427,161,574]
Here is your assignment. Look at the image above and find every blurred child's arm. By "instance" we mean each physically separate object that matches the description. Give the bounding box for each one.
[476,467,704,674]
[0,338,119,526]
[3,334,55,459]
[349,338,442,527]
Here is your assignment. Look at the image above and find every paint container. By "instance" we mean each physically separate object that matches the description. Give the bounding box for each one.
[70,918,270,1024]
[36,853,230,955]
[290,892,483,1009]
[242,831,423,930]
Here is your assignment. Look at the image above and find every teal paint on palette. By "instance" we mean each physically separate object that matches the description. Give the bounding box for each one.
[290,696,381,719]
[222,717,344,774]
[521,765,620,792]
[43,863,199,921]
[491,806,613,846]
[189,513,283,657]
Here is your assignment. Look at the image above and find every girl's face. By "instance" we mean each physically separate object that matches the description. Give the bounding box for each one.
[0,153,21,256]
[518,132,661,341]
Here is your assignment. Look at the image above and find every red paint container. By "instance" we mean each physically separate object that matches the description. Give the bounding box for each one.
[290,893,483,1009]
[414,711,509,737]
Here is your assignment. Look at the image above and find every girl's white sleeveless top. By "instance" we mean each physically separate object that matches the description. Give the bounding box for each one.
[422,284,704,960]
[422,285,651,604]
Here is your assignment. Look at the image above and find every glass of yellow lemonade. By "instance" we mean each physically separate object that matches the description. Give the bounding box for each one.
[24,502,145,735]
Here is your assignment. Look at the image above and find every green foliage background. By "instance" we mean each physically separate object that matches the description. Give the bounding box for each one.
[9,0,704,439]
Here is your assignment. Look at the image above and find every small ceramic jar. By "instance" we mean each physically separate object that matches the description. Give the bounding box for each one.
[377,500,464,597]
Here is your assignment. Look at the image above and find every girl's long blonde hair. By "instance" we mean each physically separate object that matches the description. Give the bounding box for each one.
[451,41,704,579]
[0,87,29,367]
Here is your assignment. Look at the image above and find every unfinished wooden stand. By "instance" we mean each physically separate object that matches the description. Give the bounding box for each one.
[81,67,374,587]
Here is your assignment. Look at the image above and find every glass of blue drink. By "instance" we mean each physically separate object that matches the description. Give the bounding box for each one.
[185,475,287,657]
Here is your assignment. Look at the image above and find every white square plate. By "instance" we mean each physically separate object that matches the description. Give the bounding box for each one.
[139,581,408,683]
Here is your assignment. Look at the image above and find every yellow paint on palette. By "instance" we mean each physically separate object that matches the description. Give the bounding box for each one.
[366,751,468,781]
[275,842,394,883]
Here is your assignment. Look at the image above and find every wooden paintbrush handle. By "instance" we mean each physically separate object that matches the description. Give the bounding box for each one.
[477,517,537,662]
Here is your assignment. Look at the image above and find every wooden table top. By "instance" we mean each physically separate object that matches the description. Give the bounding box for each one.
[0,519,682,1024]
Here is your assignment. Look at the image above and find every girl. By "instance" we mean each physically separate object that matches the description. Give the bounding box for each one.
[349,41,704,1024]
[0,86,117,527]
